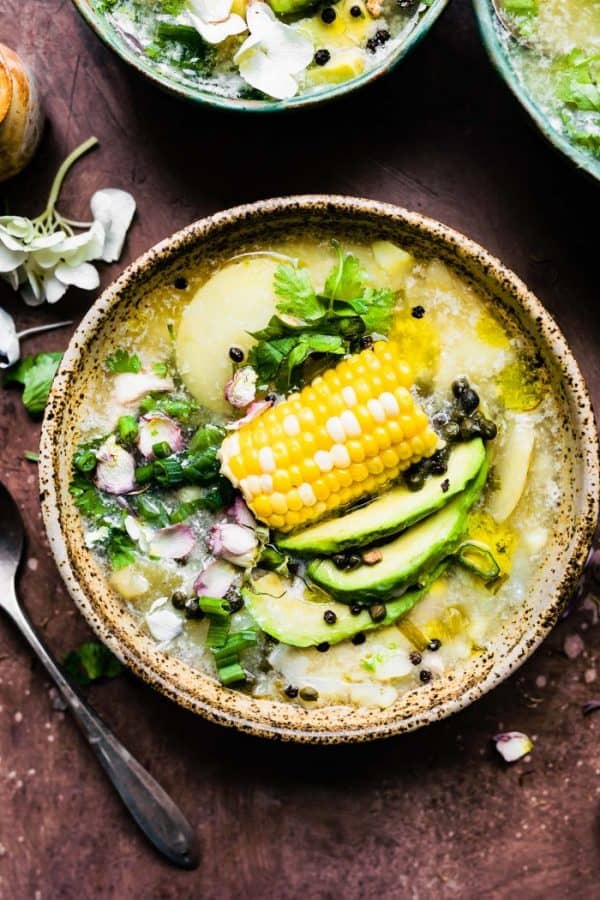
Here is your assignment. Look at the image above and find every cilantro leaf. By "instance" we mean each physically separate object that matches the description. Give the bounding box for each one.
[324,242,368,302]
[555,50,600,113]
[359,288,396,333]
[3,352,63,415]
[63,641,123,686]
[105,349,141,374]
[106,530,137,569]
[274,264,324,322]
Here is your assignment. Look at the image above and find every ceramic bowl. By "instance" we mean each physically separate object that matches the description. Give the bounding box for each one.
[473,0,600,182]
[39,196,599,744]
[70,0,451,112]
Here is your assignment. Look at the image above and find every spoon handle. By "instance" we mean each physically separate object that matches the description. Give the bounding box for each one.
[3,592,199,869]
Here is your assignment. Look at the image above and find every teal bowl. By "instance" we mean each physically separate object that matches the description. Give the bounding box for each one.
[71,0,451,112]
[473,0,600,182]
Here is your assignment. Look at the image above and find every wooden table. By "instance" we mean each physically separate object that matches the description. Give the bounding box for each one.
[1,2,599,897]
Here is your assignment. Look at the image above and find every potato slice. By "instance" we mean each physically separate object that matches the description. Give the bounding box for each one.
[488,415,535,523]
[176,257,280,414]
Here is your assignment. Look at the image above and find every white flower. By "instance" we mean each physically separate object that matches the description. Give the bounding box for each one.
[19,223,105,306]
[187,0,247,44]
[234,2,314,100]
[90,188,136,262]
[493,731,534,763]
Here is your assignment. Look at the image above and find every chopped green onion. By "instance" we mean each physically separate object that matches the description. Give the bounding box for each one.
[24,450,39,463]
[152,440,172,459]
[217,662,246,686]
[456,541,501,581]
[188,423,226,454]
[198,596,231,617]
[503,0,537,12]
[134,463,155,484]
[73,446,97,474]
[152,361,169,377]
[207,616,230,649]
[258,545,288,573]
[153,457,185,486]
[213,630,257,666]
[118,414,138,444]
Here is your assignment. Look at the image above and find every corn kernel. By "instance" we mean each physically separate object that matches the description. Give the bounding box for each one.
[382,448,399,469]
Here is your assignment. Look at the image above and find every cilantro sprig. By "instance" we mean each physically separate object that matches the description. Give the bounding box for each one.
[105,349,141,374]
[247,243,395,390]
[3,352,63,415]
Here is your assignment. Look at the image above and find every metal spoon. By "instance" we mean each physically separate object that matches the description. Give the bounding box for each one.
[0,481,199,869]
[0,308,74,368]
[491,0,537,50]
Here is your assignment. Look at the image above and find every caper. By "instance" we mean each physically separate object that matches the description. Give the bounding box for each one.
[429,449,448,476]
[299,686,319,701]
[405,467,425,491]
[369,603,386,622]
[171,590,188,610]
[227,595,244,613]
[452,377,469,398]
[442,420,461,442]
[460,388,480,415]
[478,416,498,440]
[459,417,480,440]
[184,598,204,620]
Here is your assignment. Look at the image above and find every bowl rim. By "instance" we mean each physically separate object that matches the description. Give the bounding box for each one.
[70,0,451,112]
[472,0,600,183]
[39,195,600,743]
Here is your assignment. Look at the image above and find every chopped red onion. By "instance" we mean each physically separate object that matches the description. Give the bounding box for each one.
[226,399,273,430]
[207,521,258,568]
[113,372,174,405]
[193,560,237,598]
[149,524,195,559]
[137,412,183,459]
[225,366,257,409]
[94,435,136,495]
[227,496,256,529]
[493,731,533,763]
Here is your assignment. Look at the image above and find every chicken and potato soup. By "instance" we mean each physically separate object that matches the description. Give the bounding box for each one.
[71,238,568,709]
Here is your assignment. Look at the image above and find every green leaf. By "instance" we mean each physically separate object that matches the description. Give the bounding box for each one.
[152,361,169,378]
[188,423,226,453]
[106,530,137,569]
[24,450,39,463]
[4,352,63,415]
[138,393,197,422]
[247,335,298,383]
[359,288,396,333]
[105,349,141,374]
[274,264,324,322]
[324,242,368,302]
[133,493,170,527]
[555,50,600,113]
[63,641,123,686]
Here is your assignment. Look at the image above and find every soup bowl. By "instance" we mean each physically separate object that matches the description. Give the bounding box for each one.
[39,196,599,743]
[71,0,451,112]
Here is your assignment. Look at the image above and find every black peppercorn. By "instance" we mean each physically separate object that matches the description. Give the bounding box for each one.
[411,305,425,319]
[284,685,298,698]
[420,669,432,683]
[460,388,479,415]
[428,638,441,651]
[229,345,244,363]
[316,641,330,653]
[184,598,204,620]
[314,48,331,66]
[171,590,187,610]
[369,603,386,623]
[352,632,366,645]
[441,478,450,493]
[350,4,362,15]
[376,28,390,44]
[409,651,422,666]
[321,6,336,23]
[324,610,337,625]
[350,604,362,616]
[265,391,278,403]
[452,377,469,398]
[359,335,374,350]
[429,448,448,476]
[174,277,188,290]
[227,595,244,613]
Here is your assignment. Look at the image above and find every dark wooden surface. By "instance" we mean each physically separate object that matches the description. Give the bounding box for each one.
[1,1,599,898]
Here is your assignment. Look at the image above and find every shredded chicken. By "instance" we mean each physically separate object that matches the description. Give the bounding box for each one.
[367,0,384,17]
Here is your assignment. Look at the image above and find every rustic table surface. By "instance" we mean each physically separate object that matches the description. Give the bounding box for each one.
[1,1,599,898]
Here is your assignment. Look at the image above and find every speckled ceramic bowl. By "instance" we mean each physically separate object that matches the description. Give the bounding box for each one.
[473,0,600,182]
[70,0,450,112]
[40,196,599,743]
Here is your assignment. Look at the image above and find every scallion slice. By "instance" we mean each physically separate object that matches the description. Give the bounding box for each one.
[455,541,501,581]
[217,662,246,686]
[198,596,231,618]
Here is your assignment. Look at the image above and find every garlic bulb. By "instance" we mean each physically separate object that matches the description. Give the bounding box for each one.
[0,44,43,183]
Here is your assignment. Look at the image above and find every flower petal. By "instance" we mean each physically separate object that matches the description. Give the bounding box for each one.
[0,215,35,241]
[188,11,247,43]
[44,274,69,304]
[246,2,313,72]
[55,261,100,290]
[237,47,299,99]
[28,231,68,251]
[0,306,20,367]
[58,222,106,266]
[21,267,44,306]
[493,731,533,763]
[188,0,234,22]
[90,189,136,263]
[0,242,26,273]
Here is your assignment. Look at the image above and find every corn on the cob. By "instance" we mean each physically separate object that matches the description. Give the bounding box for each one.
[219,341,438,533]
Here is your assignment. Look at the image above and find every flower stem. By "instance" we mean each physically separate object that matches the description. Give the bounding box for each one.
[42,136,99,220]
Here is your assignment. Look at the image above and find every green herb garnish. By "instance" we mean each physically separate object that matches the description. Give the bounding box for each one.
[105,349,141,374]
[3,352,63,415]
[63,640,123,686]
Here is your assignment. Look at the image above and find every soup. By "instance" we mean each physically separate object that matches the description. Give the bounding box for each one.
[93,0,435,101]
[70,237,568,709]
[497,0,600,158]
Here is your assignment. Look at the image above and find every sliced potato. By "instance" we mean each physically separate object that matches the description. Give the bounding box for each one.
[488,415,535,523]
[371,241,414,290]
[176,257,280,414]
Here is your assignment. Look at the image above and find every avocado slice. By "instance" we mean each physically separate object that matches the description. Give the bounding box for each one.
[278,439,486,556]
[306,456,488,603]
[269,0,316,14]
[242,566,446,648]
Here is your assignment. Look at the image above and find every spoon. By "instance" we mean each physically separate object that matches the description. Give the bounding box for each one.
[0,308,74,368]
[0,481,199,869]
[491,0,537,50]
